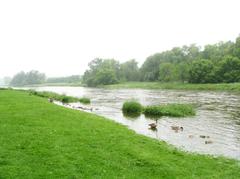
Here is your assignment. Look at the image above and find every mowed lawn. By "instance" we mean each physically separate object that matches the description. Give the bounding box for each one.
[0,90,239,178]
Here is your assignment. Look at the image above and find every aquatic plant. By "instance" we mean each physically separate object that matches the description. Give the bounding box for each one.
[122,101,142,116]
[144,104,196,117]
[79,97,91,104]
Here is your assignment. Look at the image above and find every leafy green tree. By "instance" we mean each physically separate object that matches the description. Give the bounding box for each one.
[158,63,176,82]
[83,58,120,86]
[95,69,118,85]
[233,35,240,58]
[82,35,240,84]
[215,56,240,83]
[10,71,27,86]
[10,70,46,86]
[140,54,162,81]
[120,59,139,81]
[189,60,215,83]
[25,70,46,85]
[47,75,81,84]
[176,63,190,82]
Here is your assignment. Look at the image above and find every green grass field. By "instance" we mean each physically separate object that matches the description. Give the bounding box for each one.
[105,82,240,91]
[0,89,239,178]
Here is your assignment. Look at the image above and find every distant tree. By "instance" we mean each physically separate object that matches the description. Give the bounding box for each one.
[82,35,240,84]
[176,63,190,82]
[3,76,12,85]
[189,59,215,83]
[10,70,46,86]
[140,54,162,81]
[233,35,240,58]
[158,63,176,82]
[215,56,240,83]
[82,58,120,87]
[47,75,81,84]
[25,70,46,85]
[95,69,118,85]
[120,59,139,81]
[10,71,27,86]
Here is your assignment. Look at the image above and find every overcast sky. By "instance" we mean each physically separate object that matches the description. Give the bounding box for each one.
[0,0,240,78]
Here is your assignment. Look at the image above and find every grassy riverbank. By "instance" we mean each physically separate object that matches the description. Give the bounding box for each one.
[0,89,239,178]
[23,82,83,87]
[105,82,240,91]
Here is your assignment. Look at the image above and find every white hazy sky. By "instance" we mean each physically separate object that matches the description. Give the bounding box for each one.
[0,0,240,78]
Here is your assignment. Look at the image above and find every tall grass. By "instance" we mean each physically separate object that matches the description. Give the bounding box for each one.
[106,82,240,91]
[29,90,91,104]
[122,100,196,118]
[79,97,91,104]
[122,101,142,116]
[144,104,196,117]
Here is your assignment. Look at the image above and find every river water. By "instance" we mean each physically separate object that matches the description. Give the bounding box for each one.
[23,86,240,160]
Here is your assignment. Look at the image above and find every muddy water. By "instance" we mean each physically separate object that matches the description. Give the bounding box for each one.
[24,86,240,160]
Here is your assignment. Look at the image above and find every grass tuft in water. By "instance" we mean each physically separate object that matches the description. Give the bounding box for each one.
[122,101,142,116]
[79,97,91,104]
[143,104,196,117]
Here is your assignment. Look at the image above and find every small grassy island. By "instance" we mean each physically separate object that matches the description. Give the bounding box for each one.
[122,101,143,117]
[122,101,196,118]
[0,89,239,178]
[144,104,196,117]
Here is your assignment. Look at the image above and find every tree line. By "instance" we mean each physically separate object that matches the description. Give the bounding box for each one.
[10,71,46,86]
[9,71,81,86]
[83,35,240,86]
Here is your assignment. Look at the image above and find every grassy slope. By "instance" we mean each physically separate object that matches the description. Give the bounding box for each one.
[105,82,240,91]
[0,90,239,178]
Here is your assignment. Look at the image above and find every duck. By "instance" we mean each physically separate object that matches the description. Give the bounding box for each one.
[149,123,157,130]
[188,135,194,138]
[205,140,213,144]
[171,126,184,132]
[200,135,210,139]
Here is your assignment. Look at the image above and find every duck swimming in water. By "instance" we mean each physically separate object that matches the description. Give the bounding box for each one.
[200,135,210,139]
[149,123,157,130]
[205,140,213,144]
[171,126,183,132]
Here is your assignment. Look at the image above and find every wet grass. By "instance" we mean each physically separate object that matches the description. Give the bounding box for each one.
[106,82,240,91]
[143,104,196,117]
[29,90,91,104]
[0,89,240,178]
[122,101,142,116]
[79,97,91,104]
[122,100,196,118]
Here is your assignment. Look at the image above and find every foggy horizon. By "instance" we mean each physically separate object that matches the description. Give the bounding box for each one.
[1,0,240,78]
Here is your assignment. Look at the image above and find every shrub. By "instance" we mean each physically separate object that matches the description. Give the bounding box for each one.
[144,104,195,117]
[122,101,142,115]
[29,90,89,104]
[79,97,91,104]
[61,96,71,103]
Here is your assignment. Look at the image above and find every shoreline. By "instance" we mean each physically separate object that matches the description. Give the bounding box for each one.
[0,89,240,178]
[10,82,240,92]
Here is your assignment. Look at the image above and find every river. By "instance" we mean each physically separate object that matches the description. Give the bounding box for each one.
[21,86,240,160]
